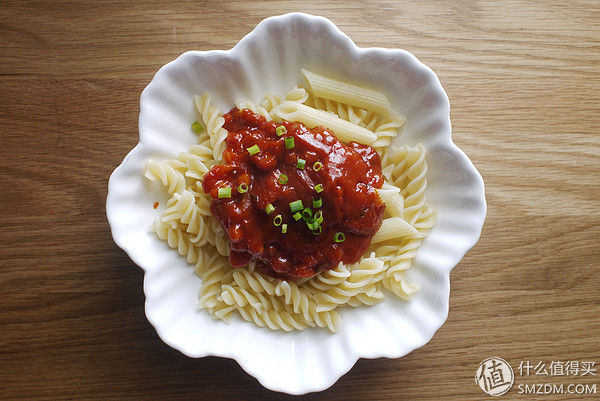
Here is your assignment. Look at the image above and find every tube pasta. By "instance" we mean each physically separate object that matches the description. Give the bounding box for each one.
[302,68,391,114]
[378,183,405,219]
[144,71,435,332]
[271,101,377,144]
[371,217,419,243]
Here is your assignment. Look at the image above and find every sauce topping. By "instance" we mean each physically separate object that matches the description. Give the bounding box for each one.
[202,108,385,280]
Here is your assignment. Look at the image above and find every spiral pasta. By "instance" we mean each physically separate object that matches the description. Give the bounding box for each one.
[372,114,406,149]
[152,217,202,264]
[261,86,309,113]
[161,190,213,245]
[144,72,434,332]
[236,101,272,120]
[194,93,228,162]
[144,160,186,195]
[381,144,428,224]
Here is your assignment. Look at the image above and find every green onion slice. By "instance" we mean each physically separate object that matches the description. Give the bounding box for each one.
[276,125,287,137]
[289,200,303,213]
[273,214,283,226]
[302,207,313,220]
[334,232,345,243]
[313,197,322,208]
[237,183,248,194]
[315,183,324,193]
[278,174,288,185]
[312,225,322,235]
[313,161,323,171]
[285,137,295,149]
[265,203,275,215]
[293,211,302,221]
[296,158,306,169]
[307,220,319,231]
[191,121,203,133]
[247,145,260,155]
[314,210,323,224]
[218,187,231,199]
[281,224,288,234]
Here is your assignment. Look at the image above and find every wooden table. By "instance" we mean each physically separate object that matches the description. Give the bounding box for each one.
[1,1,598,400]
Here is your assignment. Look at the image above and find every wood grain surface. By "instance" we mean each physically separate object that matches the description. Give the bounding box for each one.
[1,1,599,400]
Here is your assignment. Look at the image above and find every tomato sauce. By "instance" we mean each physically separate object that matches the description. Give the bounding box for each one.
[202,108,385,280]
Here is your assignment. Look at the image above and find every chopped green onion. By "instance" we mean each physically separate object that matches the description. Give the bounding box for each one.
[289,200,303,213]
[314,210,323,224]
[247,144,260,155]
[278,174,288,185]
[307,220,319,231]
[334,232,345,243]
[237,183,248,194]
[302,207,313,220]
[313,161,323,171]
[296,158,306,169]
[285,137,295,149]
[293,212,302,221]
[312,225,322,235]
[313,197,322,208]
[273,214,283,226]
[281,224,288,234]
[265,203,275,215]
[315,183,324,193]
[276,125,287,137]
[191,121,203,133]
[218,187,231,199]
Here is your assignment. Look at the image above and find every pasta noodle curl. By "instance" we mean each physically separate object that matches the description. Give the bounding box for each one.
[144,160,186,195]
[194,93,228,162]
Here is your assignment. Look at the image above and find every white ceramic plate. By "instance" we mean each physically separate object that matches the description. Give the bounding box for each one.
[106,13,486,395]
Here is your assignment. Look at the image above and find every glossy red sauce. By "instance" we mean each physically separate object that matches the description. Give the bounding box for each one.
[202,108,385,280]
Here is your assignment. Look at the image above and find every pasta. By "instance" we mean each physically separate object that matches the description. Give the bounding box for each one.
[372,217,419,243]
[271,101,377,144]
[303,90,405,149]
[260,85,309,111]
[193,93,228,162]
[144,160,186,195]
[372,115,407,148]
[302,68,391,114]
[144,70,435,332]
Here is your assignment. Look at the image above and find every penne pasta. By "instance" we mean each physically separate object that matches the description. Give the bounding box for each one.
[377,182,404,218]
[371,217,418,243]
[377,182,400,199]
[302,69,392,114]
[384,193,405,219]
[271,101,377,144]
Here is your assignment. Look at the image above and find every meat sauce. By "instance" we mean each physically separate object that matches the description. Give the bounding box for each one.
[202,108,385,280]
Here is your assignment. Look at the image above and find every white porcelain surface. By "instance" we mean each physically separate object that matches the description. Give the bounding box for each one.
[106,13,486,395]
